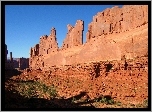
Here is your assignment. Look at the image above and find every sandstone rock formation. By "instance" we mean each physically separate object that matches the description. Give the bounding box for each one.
[5,44,29,70]
[30,27,59,58]
[13,58,29,70]
[5,44,8,62]
[18,58,29,70]
[86,5,148,42]
[29,27,59,69]
[5,44,14,70]
[61,20,84,49]
[5,5,148,108]
[29,5,148,70]
[13,56,148,103]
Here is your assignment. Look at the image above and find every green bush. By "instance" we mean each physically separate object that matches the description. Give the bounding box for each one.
[143,99,148,108]
[97,96,115,105]
[16,80,57,99]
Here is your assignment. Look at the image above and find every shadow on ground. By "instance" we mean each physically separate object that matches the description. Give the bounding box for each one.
[5,69,22,81]
[5,89,97,108]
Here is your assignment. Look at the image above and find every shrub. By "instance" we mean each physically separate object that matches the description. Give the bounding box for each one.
[16,80,57,99]
[97,96,115,105]
[143,99,148,108]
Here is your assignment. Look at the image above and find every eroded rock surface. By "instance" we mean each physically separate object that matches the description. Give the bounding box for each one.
[86,5,148,42]
[11,57,148,106]
[61,20,84,49]
[5,5,148,108]
[29,5,148,71]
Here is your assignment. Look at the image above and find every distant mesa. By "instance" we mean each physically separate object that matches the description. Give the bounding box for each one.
[5,44,29,70]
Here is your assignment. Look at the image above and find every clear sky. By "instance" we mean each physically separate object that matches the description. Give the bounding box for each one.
[5,5,123,58]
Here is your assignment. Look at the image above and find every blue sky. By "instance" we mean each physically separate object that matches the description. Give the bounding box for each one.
[5,5,123,58]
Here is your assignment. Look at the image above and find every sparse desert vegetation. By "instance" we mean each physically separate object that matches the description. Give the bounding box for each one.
[5,5,148,109]
[5,56,148,108]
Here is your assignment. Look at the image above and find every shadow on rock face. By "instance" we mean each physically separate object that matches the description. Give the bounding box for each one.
[94,63,101,78]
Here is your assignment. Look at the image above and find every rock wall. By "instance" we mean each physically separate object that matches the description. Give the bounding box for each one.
[30,27,58,58]
[13,60,19,68]
[86,5,148,42]
[29,5,148,70]
[5,44,8,62]
[14,56,148,101]
[5,45,29,70]
[61,20,84,49]
[19,58,29,70]
[29,27,59,69]
[5,44,14,70]
[43,57,148,78]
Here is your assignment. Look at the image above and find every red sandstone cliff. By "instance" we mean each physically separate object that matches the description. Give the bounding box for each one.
[86,5,148,41]
[29,5,148,70]
[61,20,84,49]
